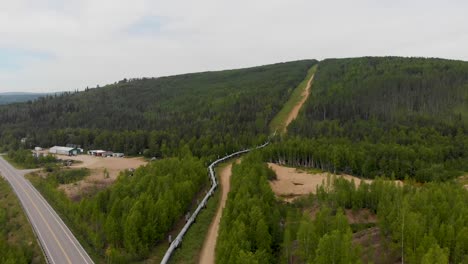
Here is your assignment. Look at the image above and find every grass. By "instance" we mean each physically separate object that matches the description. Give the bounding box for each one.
[269,65,317,134]
[168,163,228,264]
[0,177,45,264]
[297,167,325,174]
[2,155,32,170]
[169,184,221,263]
[50,168,90,184]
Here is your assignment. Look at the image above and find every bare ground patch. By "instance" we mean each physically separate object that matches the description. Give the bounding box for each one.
[458,174,468,190]
[268,163,371,202]
[352,227,400,264]
[346,209,377,224]
[56,155,147,200]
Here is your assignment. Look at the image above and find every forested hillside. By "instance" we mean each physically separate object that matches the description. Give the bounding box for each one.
[0,60,316,158]
[274,57,468,181]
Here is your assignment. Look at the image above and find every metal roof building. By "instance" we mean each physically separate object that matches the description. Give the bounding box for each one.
[49,146,79,156]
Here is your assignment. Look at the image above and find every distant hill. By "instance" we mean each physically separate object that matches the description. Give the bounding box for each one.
[0,60,317,157]
[0,92,49,105]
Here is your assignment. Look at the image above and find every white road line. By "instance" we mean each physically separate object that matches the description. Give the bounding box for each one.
[9,172,73,264]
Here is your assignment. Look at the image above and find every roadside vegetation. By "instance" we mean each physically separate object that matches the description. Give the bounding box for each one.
[28,152,208,263]
[5,149,56,169]
[41,167,90,185]
[0,177,45,264]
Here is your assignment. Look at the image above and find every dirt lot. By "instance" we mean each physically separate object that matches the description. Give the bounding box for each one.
[57,155,147,200]
[268,163,372,201]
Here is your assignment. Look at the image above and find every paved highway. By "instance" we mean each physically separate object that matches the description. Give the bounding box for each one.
[0,156,94,264]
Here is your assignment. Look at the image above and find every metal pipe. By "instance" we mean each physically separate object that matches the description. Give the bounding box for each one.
[160,141,269,264]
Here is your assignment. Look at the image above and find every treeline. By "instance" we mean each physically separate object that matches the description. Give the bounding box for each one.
[0,178,44,264]
[264,133,467,181]
[7,149,56,169]
[285,57,468,181]
[0,60,316,158]
[216,153,281,263]
[28,154,207,262]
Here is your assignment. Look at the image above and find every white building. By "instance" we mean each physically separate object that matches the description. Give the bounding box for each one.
[49,146,79,156]
[88,150,107,156]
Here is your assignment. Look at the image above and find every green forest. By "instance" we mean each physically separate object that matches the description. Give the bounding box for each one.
[216,153,281,263]
[1,57,467,263]
[0,178,44,264]
[215,57,467,263]
[281,57,468,182]
[28,153,207,263]
[0,60,316,159]
[217,151,468,264]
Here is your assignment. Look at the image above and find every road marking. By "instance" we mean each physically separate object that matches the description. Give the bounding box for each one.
[0,165,55,264]
[22,177,92,264]
[2,162,73,264]
[0,158,93,264]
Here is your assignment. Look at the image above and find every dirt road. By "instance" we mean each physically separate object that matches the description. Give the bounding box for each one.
[199,162,234,264]
[283,74,314,132]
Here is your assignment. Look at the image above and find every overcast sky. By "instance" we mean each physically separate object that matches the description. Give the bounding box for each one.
[1,0,467,92]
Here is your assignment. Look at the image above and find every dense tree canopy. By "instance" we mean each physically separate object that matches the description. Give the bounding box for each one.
[216,153,281,264]
[29,154,207,262]
[279,57,468,181]
[0,60,316,158]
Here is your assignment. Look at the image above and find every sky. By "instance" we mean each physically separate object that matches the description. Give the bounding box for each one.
[1,0,467,92]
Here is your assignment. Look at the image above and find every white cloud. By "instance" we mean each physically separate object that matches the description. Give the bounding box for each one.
[0,0,467,92]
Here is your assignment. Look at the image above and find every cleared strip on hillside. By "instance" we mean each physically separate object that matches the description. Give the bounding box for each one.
[269,65,317,134]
